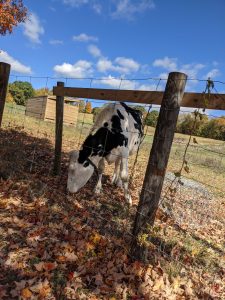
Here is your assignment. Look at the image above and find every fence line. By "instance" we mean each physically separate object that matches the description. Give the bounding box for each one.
[1,70,225,298]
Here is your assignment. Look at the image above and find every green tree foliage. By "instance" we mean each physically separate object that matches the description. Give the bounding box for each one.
[145,110,159,127]
[133,105,147,115]
[176,112,225,141]
[8,81,34,106]
[201,117,225,140]
[176,113,208,136]
[85,102,92,114]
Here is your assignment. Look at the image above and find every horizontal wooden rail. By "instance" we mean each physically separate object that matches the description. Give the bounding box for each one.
[53,86,225,110]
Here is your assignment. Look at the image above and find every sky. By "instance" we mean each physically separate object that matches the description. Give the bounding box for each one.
[1,0,225,114]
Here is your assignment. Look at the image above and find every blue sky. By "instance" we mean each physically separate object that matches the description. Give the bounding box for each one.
[1,0,225,114]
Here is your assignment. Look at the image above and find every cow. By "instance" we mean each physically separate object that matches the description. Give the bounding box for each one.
[67,102,143,205]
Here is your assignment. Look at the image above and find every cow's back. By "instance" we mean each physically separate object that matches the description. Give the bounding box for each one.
[87,103,143,162]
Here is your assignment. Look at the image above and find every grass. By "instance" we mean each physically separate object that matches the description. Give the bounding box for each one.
[2,102,225,196]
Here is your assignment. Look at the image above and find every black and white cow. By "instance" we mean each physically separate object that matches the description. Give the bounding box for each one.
[67,102,143,205]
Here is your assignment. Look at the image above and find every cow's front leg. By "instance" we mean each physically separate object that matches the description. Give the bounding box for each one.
[120,154,132,205]
[94,158,105,194]
[112,158,122,187]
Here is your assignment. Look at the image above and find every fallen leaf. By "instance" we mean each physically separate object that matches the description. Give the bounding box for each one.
[95,273,103,286]
[21,288,32,299]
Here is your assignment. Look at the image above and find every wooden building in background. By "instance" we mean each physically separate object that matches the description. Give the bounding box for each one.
[25,95,79,125]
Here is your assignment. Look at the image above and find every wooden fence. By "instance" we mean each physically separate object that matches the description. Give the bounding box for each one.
[1,62,225,261]
[52,72,225,260]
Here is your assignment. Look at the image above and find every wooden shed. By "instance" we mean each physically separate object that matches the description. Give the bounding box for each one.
[25,95,79,125]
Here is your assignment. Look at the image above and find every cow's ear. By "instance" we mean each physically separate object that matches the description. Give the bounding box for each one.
[69,150,79,161]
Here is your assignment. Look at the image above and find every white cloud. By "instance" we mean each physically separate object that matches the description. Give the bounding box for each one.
[97,75,136,90]
[49,39,63,45]
[95,75,164,91]
[63,0,102,14]
[53,60,93,77]
[153,56,177,71]
[63,0,155,19]
[23,13,44,44]
[88,44,102,57]
[204,68,220,79]
[0,50,32,74]
[115,57,140,72]
[63,0,89,7]
[97,58,114,73]
[97,57,140,74]
[179,63,205,78]
[138,83,164,91]
[72,33,98,42]
[158,72,168,79]
[111,0,155,20]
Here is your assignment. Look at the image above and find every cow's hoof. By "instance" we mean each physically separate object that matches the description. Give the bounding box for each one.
[116,179,123,188]
[125,194,132,206]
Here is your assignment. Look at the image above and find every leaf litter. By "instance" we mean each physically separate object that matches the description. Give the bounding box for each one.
[0,128,224,299]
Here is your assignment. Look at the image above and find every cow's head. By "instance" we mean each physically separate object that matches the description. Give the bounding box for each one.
[67,150,94,193]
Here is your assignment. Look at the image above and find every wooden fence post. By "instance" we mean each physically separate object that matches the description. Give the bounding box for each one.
[130,72,187,261]
[0,62,11,127]
[53,81,64,175]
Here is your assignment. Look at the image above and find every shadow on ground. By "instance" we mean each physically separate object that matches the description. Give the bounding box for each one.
[0,128,222,299]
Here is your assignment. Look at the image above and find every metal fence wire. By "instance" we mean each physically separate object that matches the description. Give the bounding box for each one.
[0,75,224,299]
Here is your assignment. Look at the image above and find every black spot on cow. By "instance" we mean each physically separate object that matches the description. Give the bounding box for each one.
[111,115,122,134]
[83,161,90,168]
[117,109,124,120]
[104,122,108,127]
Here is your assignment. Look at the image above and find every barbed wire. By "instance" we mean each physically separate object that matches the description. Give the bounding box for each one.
[8,73,225,85]
[1,75,225,298]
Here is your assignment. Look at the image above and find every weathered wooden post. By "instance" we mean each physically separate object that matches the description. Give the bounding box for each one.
[53,81,64,175]
[0,62,11,127]
[130,72,187,261]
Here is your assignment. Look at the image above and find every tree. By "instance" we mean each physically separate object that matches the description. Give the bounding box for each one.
[145,110,159,127]
[133,105,147,115]
[176,113,208,136]
[0,0,27,35]
[85,102,92,114]
[79,100,85,113]
[6,90,14,103]
[201,117,225,141]
[9,81,34,106]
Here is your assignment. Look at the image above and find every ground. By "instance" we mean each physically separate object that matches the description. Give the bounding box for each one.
[0,103,224,299]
